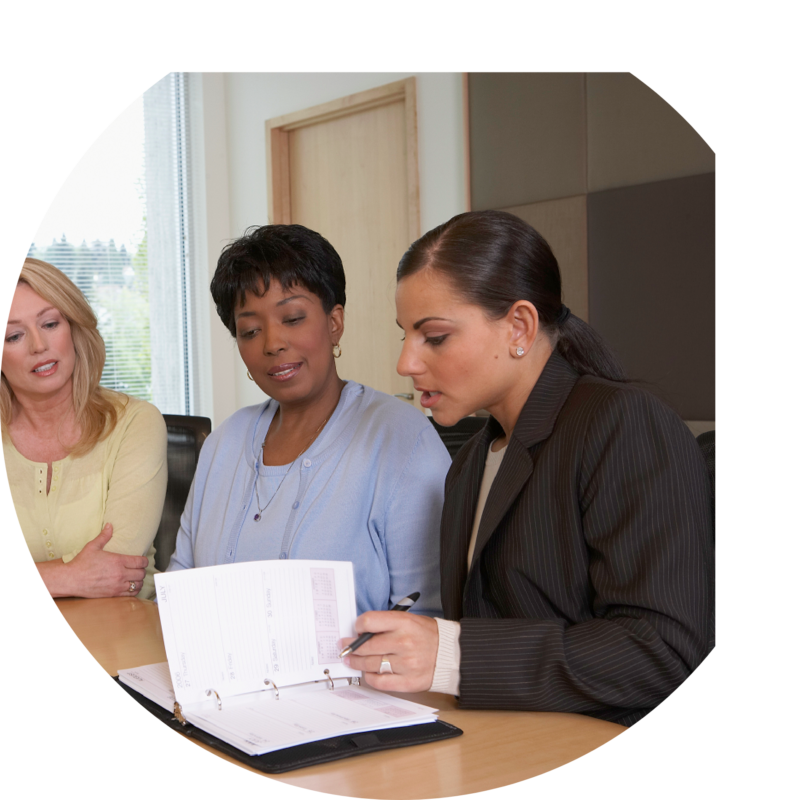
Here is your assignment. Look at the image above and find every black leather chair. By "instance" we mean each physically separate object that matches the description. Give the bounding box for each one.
[429,416,488,460]
[153,415,212,572]
[696,429,715,537]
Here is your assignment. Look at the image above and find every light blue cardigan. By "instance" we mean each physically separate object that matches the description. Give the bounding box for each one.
[166,382,450,617]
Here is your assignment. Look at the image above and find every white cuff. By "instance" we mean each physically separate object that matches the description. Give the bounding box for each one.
[430,618,461,696]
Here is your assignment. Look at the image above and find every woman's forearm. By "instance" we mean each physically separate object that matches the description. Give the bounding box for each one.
[34,526,149,599]
[35,558,76,598]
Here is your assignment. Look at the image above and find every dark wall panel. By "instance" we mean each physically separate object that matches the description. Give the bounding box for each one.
[469,73,587,210]
[588,173,715,419]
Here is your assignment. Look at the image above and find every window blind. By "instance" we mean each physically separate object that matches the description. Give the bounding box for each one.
[28,73,202,415]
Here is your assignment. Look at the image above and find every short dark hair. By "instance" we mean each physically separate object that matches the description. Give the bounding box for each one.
[211,224,346,336]
[397,210,627,383]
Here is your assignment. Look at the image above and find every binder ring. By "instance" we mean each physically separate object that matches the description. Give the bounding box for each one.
[173,702,187,726]
[323,669,335,691]
[205,688,222,711]
[264,679,280,700]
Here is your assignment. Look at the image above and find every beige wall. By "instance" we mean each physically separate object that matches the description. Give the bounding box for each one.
[198,71,715,426]
[198,73,467,424]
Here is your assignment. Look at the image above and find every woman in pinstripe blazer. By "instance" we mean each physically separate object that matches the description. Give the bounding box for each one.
[342,210,714,727]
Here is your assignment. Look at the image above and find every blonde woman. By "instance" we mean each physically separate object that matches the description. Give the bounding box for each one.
[2,258,167,599]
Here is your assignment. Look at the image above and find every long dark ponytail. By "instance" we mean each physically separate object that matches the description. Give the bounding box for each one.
[396,210,627,383]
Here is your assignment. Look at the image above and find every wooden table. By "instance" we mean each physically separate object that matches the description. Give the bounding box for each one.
[56,596,625,799]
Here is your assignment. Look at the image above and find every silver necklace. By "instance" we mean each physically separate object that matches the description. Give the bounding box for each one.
[252,414,329,522]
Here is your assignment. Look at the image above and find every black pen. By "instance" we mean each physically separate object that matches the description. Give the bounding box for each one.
[338,592,420,658]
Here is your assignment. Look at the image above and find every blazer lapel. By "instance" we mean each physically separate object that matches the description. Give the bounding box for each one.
[468,353,581,570]
[469,438,533,568]
[440,421,495,619]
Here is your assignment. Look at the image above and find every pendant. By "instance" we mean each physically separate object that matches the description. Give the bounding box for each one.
[254,513,261,521]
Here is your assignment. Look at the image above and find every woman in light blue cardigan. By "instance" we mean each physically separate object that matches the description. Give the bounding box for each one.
[167,225,450,617]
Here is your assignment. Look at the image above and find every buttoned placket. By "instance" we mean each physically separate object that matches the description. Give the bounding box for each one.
[34,463,57,559]
[277,459,312,559]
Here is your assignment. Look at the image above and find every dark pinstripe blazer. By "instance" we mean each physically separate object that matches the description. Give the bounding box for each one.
[441,353,714,727]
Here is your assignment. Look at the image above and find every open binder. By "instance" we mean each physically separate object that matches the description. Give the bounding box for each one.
[115,673,461,773]
[118,560,462,771]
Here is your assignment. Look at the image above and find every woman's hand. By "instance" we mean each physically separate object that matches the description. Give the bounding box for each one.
[39,524,148,598]
[341,611,439,693]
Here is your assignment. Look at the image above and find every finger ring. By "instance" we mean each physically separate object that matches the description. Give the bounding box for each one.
[129,581,136,593]
[379,657,393,675]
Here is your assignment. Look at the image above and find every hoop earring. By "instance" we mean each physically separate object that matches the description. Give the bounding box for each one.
[332,343,342,359]
[247,370,255,381]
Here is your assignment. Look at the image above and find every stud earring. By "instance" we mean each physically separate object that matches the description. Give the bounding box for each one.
[332,343,342,358]
[247,370,255,381]
[516,347,525,356]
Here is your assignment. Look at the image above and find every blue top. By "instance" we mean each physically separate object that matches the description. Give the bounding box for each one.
[167,381,450,617]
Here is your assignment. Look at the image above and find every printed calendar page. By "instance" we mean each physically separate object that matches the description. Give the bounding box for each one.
[154,560,359,707]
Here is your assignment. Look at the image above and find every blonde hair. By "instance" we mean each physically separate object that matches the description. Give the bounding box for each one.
[1,257,126,455]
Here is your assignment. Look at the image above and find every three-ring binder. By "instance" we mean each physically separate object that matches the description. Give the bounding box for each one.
[172,669,358,722]
[118,672,463,774]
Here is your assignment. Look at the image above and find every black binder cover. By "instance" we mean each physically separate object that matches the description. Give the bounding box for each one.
[115,677,463,773]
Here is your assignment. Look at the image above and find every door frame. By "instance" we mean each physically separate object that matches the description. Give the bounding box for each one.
[264,77,420,244]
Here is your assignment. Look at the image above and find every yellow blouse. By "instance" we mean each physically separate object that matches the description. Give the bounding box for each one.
[3,396,168,599]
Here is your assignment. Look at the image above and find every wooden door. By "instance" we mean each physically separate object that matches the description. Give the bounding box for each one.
[266,79,420,407]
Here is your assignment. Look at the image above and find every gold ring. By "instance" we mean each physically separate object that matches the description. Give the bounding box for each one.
[129,581,136,593]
